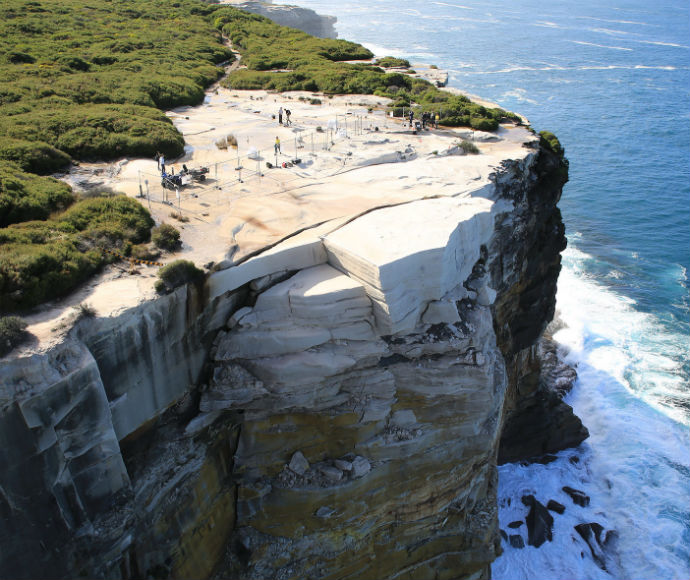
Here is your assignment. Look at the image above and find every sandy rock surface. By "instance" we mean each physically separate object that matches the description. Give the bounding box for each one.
[25,86,534,350]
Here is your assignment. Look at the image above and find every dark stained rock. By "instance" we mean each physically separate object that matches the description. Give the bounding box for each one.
[509,534,525,549]
[497,338,588,465]
[563,486,590,507]
[547,500,565,514]
[533,454,558,464]
[508,520,523,529]
[488,145,586,466]
[575,522,618,571]
[500,529,508,541]
[523,496,553,547]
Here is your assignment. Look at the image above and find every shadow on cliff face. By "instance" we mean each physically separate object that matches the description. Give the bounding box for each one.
[486,143,588,464]
[497,335,589,465]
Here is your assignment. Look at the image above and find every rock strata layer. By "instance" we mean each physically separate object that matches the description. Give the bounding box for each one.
[232,1,338,38]
[0,126,577,579]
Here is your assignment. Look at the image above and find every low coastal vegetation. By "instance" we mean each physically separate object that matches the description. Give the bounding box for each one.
[0,0,538,318]
[0,195,154,312]
[374,57,412,69]
[152,222,182,251]
[0,0,230,314]
[0,315,29,356]
[539,131,565,158]
[155,259,205,294]
[214,8,519,131]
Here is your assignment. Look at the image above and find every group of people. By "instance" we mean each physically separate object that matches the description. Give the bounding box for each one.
[277,106,292,126]
[407,110,440,130]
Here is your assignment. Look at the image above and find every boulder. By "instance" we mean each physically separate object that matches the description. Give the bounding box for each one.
[522,495,553,547]
[575,522,618,571]
[288,451,310,476]
[563,486,590,507]
[351,456,371,478]
[547,500,565,514]
[318,465,343,482]
[509,534,525,549]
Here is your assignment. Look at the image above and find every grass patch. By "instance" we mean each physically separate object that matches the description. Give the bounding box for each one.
[458,140,480,155]
[539,131,565,158]
[0,0,233,166]
[0,161,74,227]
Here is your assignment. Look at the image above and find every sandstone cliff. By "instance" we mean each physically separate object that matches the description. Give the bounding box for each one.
[0,122,584,578]
[223,1,338,38]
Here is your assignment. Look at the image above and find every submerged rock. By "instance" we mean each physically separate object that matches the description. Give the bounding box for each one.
[522,495,554,547]
[547,500,566,514]
[575,522,619,571]
[563,486,590,507]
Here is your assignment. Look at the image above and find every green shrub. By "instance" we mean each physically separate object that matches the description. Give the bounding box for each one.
[152,223,181,251]
[469,116,499,132]
[130,243,160,262]
[375,57,411,69]
[0,195,154,312]
[156,259,204,293]
[0,139,72,174]
[539,130,564,158]
[0,161,74,227]
[0,315,29,356]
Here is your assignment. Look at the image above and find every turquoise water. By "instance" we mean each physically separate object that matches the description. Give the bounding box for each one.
[280,0,690,578]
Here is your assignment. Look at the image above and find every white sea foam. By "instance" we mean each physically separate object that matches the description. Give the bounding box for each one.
[636,39,690,49]
[499,88,539,105]
[430,1,475,10]
[576,15,655,27]
[360,42,406,58]
[493,245,690,580]
[570,40,633,51]
[588,26,639,37]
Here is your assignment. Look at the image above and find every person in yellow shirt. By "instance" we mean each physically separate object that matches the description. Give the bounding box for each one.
[275,136,281,154]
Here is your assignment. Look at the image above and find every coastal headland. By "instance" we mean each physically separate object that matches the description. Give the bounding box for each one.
[0,3,587,579]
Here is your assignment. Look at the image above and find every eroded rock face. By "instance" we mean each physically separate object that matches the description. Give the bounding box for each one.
[235,2,338,38]
[206,200,508,577]
[0,141,573,579]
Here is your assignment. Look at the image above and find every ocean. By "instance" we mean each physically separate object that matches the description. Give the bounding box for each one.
[278,1,690,578]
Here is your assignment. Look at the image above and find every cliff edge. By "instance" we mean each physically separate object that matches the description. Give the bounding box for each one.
[0,86,585,579]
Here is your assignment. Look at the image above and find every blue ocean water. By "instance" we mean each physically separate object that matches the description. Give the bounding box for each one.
[280,0,690,578]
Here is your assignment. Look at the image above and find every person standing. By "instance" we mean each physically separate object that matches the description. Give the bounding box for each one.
[278,106,283,125]
[285,109,291,126]
[160,154,165,175]
[435,112,440,129]
[275,136,281,154]
[408,109,414,125]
